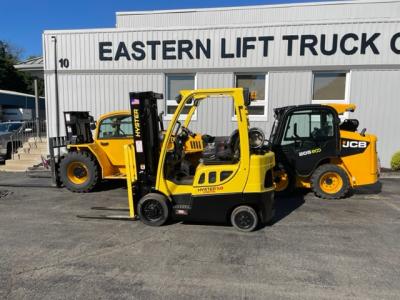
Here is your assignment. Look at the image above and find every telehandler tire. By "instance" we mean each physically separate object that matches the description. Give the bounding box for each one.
[59,151,100,193]
[138,193,170,226]
[231,205,258,232]
[311,164,350,199]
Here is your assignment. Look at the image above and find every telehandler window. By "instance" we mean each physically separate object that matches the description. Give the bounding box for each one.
[98,115,133,139]
[282,110,334,145]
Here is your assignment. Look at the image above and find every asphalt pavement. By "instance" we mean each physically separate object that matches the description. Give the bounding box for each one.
[0,173,399,299]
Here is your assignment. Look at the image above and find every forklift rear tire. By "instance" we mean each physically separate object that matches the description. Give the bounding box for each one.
[311,164,350,199]
[59,152,100,193]
[138,193,170,227]
[231,206,258,232]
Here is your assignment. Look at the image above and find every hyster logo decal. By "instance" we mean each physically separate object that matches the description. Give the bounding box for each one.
[197,186,223,193]
[299,148,322,157]
[342,141,367,148]
[133,109,141,138]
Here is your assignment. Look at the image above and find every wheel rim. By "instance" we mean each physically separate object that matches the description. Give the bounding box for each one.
[234,211,255,229]
[142,200,163,222]
[274,171,289,192]
[319,172,343,194]
[67,162,89,185]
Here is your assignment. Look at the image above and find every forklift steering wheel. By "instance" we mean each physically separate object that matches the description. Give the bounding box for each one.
[181,126,195,138]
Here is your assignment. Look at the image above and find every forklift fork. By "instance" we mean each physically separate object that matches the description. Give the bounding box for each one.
[76,144,138,221]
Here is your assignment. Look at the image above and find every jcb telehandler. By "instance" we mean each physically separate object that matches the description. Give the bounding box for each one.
[117,89,276,231]
[269,103,379,199]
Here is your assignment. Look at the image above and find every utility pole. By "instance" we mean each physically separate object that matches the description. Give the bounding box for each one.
[34,79,40,139]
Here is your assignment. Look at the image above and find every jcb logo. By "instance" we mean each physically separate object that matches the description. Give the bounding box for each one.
[342,141,367,148]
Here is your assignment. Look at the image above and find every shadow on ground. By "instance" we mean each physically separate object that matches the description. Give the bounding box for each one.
[92,180,127,192]
[178,193,305,231]
[271,192,305,225]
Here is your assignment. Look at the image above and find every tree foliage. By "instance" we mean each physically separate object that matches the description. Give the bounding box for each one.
[0,40,44,96]
[391,151,400,171]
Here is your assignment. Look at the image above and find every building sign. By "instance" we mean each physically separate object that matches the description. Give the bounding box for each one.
[45,21,400,71]
[99,33,400,61]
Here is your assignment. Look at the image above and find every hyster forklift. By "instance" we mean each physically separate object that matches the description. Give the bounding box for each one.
[120,89,276,231]
[270,104,379,199]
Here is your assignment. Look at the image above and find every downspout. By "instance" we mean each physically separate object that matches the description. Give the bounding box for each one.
[51,36,60,139]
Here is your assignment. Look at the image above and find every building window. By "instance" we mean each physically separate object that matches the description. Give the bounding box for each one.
[235,74,268,120]
[165,74,196,120]
[312,72,348,101]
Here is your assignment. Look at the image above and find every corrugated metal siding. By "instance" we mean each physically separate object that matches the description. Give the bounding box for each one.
[350,69,400,167]
[45,70,313,142]
[43,20,400,72]
[45,73,163,137]
[116,1,400,28]
[190,72,235,136]
[44,69,400,167]
[258,71,313,133]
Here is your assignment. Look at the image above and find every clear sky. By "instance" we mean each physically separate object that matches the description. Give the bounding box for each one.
[0,0,321,59]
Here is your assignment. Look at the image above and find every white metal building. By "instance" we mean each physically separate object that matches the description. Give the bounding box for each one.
[43,0,400,167]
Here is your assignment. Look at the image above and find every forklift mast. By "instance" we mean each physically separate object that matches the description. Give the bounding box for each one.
[129,92,164,185]
[63,111,94,144]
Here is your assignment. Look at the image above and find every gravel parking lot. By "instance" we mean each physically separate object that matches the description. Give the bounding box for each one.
[0,173,399,299]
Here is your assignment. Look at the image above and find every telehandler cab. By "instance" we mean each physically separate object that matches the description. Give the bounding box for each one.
[120,89,276,231]
[270,103,379,199]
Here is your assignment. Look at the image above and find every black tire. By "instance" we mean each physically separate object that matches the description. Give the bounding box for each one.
[311,164,350,199]
[59,151,100,193]
[231,205,258,232]
[138,193,170,227]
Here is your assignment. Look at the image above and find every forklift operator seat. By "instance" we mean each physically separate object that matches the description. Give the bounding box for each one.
[201,130,240,165]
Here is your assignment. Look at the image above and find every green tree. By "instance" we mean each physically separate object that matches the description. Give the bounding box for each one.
[0,41,44,96]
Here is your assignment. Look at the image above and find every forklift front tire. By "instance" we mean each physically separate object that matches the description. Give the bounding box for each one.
[311,164,350,199]
[231,206,258,232]
[59,152,99,193]
[138,193,170,227]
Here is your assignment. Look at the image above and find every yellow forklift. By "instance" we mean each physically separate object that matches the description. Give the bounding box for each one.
[270,104,379,199]
[78,89,274,231]
[120,89,275,231]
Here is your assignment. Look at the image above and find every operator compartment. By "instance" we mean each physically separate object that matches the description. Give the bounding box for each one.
[163,93,270,186]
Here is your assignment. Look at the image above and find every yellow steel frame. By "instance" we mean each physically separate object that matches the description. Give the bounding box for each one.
[124,144,137,218]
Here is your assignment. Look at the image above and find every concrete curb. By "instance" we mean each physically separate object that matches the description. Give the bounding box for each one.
[380,173,400,179]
